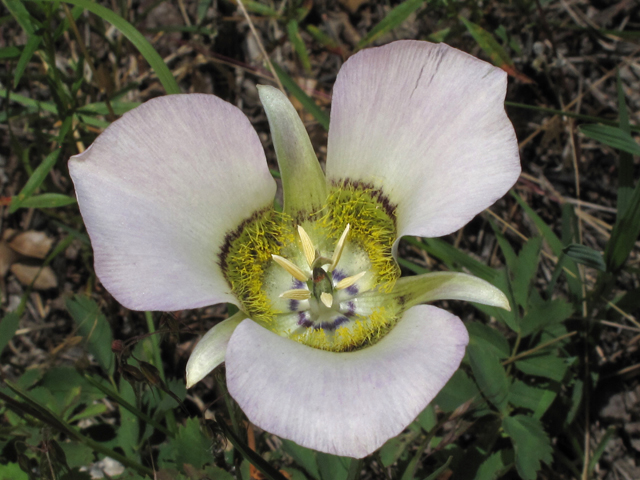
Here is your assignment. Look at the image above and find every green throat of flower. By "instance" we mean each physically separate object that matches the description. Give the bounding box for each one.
[220,182,402,352]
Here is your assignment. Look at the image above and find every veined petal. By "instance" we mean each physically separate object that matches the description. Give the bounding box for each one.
[226,306,468,458]
[186,311,246,388]
[69,95,276,311]
[258,86,327,216]
[326,41,520,241]
[387,271,510,311]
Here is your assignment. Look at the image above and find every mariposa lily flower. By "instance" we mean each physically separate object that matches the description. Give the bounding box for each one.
[69,40,520,458]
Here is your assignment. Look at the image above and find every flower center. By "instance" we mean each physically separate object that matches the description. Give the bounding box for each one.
[220,182,402,352]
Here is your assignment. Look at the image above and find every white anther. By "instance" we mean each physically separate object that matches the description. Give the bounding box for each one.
[320,292,333,308]
[280,289,311,300]
[335,271,366,290]
[329,224,350,271]
[297,225,317,267]
[271,254,309,282]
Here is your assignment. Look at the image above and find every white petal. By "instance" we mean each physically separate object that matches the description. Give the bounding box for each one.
[186,312,245,388]
[226,306,468,458]
[69,95,276,311]
[326,41,520,240]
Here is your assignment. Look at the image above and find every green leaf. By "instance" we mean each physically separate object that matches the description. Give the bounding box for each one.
[515,354,567,382]
[414,237,498,282]
[562,244,606,271]
[468,342,509,413]
[434,369,480,412]
[379,433,415,467]
[580,124,640,156]
[66,295,114,374]
[0,462,29,480]
[272,63,329,130]
[9,149,61,213]
[59,443,94,469]
[512,236,541,308]
[421,456,452,480]
[502,415,552,480]
[13,34,41,88]
[508,381,556,417]
[12,193,76,210]
[0,313,20,355]
[357,0,426,49]
[173,418,213,470]
[473,450,510,480]
[511,191,582,296]
[316,452,349,480]
[520,298,574,337]
[48,0,179,94]
[466,322,510,359]
[281,440,320,480]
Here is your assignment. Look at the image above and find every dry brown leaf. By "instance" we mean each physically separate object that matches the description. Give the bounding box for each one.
[339,0,368,14]
[8,231,54,259]
[10,264,58,290]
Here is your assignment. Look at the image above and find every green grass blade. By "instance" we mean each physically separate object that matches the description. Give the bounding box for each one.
[562,244,606,272]
[460,16,513,68]
[357,0,426,49]
[2,0,35,34]
[604,181,640,272]
[616,71,633,218]
[13,193,76,209]
[505,102,640,133]
[13,34,41,88]
[9,149,61,213]
[273,63,329,130]
[47,0,180,94]
[0,45,21,59]
[579,124,640,156]
[287,19,311,73]
[215,415,289,480]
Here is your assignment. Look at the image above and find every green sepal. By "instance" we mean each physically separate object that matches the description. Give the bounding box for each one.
[258,85,327,218]
[386,271,511,312]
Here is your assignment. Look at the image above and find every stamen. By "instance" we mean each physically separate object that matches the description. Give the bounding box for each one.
[335,271,366,290]
[280,289,311,300]
[297,225,316,267]
[329,223,350,271]
[271,254,309,282]
[320,292,333,308]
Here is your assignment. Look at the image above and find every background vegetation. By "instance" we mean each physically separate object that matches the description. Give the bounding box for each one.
[1,0,639,478]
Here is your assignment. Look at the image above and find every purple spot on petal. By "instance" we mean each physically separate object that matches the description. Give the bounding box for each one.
[289,300,299,311]
[332,269,346,282]
[298,312,313,328]
[293,279,305,289]
[346,284,359,295]
[346,301,356,317]
[316,316,350,331]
